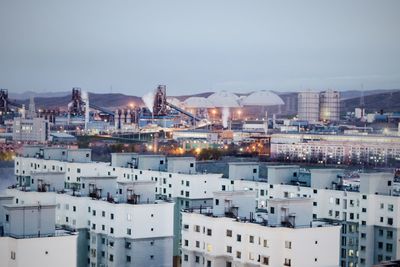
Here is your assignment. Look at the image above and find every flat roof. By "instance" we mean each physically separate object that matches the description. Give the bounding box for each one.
[0,195,14,200]
[268,165,300,169]
[3,204,56,210]
[32,171,65,175]
[228,162,259,166]
[80,176,117,180]
[167,157,195,161]
[117,180,156,185]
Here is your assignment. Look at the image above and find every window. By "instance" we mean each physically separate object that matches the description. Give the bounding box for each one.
[388,218,393,225]
[110,227,114,234]
[270,207,275,214]
[196,241,200,248]
[249,235,254,243]
[194,225,200,232]
[263,239,268,247]
[387,230,393,239]
[126,256,131,262]
[195,256,200,263]
[285,241,292,249]
[248,252,254,260]
[5,214,9,222]
[127,228,131,235]
[184,240,189,246]
[388,204,394,212]
[236,251,241,259]
[184,254,188,261]
[226,246,232,253]
[207,229,212,236]
[109,254,113,262]
[110,213,114,220]
[262,256,269,265]
[284,258,291,266]
[125,242,131,249]
[102,211,105,217]
[237,234,241,242]
[11,251,16,260]
[226,229,232,237]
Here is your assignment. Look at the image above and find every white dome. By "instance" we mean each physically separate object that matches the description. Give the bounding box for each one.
[184,97,215,108]
[207,91,241,108]
[241,90,284,106]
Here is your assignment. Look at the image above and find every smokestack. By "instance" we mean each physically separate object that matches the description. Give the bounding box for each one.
[126,109,131,124]
[114,109,120,130]
[272,114,276,129]
[82,91,89,132]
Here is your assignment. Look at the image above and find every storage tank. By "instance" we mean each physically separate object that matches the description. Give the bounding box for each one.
[319,90,340,122]
[297,91,320,122]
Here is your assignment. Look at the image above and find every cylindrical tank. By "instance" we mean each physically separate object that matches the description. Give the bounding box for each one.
[319,90,340,122]
[297,91,320,122]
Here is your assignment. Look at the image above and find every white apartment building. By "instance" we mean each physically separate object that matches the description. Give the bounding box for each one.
[270,133,400,166]
[9,145,400,267]
[219,165,400,267]
[181,192,341,267]
[0,196,77,267]
[11,146,222,266]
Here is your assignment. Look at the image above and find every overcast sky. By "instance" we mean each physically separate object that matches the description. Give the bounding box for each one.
[1,0,400,96]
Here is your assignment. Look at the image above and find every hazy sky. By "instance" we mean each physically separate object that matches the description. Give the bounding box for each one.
[1,0,400,96]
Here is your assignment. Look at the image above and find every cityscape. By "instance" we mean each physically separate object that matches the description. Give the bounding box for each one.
[1,1,400,267]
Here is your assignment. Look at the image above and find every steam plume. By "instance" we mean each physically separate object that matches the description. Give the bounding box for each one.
[222,107,230,128]
[142,91,155,113]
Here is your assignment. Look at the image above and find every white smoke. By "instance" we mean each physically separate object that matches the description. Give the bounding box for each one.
[142,91,155,113]
[222,107,230,128]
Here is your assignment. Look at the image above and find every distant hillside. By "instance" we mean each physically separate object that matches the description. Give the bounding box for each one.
[9,91,70,100]
[341,90,400,113]
[12,89,400,113]
[16,93,144,110]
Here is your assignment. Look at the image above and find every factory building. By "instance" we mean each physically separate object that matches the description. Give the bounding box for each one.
[12,117,49,143]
